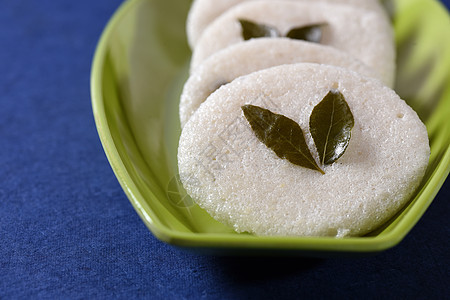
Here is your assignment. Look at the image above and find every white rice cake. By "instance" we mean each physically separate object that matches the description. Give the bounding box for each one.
[180,38,389,128]
[186,0,388,48]
[178,63,429,237]
[190,0,395,86]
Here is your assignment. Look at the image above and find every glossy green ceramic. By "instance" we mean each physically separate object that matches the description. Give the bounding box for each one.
[91,0,450,255]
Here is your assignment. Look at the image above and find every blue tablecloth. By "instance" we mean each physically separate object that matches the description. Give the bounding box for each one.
[1,0,449,298]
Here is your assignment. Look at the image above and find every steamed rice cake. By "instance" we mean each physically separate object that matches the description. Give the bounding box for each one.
[190,0,395,85]
[177,63,429,237]
[180,38,388,128]
[186,0,388,48]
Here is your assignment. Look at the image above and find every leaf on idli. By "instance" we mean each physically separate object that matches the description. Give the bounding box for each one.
[286,23,327,43]
[238,19,280,40]
[242,104,324,174]
[309,90,354,165]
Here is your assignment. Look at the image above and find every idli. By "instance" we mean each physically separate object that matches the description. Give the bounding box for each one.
[186,0,388,48]
[180,38,388,128]
[190,0,395,85]
[178,63,429,237]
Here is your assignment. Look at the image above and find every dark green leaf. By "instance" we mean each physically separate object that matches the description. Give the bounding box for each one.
[242,105,324,174]
[309,90,354,165]
[238,19,280,41]
[285,23,327,43]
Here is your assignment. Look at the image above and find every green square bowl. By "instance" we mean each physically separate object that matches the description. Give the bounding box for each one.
[91,0,450,256]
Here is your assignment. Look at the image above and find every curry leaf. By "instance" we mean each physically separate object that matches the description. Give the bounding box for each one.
[309,90,354,165]
[238,19,280,40]
[285,23,327,43]
[242,105,324,174]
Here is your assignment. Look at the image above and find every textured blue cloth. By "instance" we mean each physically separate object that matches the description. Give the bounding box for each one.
[0,0,449,298]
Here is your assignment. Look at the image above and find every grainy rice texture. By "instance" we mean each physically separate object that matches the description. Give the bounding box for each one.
[190,0,395,86]
[177,63,429,237]
[186,0,388,47]
[180,38,388,128]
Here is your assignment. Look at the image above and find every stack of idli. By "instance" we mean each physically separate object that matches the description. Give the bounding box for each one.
[176,0,430,237]
[189,1,395,84]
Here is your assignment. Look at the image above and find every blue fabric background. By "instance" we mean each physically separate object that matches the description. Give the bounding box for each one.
[1,0,449,298]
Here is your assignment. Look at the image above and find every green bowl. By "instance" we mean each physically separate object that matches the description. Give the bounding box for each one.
[91,0,450,255]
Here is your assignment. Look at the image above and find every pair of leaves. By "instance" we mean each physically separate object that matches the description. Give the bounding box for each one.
[239,19,326,43]
[242,90,354,174]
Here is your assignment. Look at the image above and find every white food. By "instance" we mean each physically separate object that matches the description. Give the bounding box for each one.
[186,0,388,48]
[178,63,429,237]
[180,38,388,128]
[190,0,395,86]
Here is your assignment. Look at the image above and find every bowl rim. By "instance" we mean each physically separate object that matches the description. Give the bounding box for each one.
[90,0,450,254]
